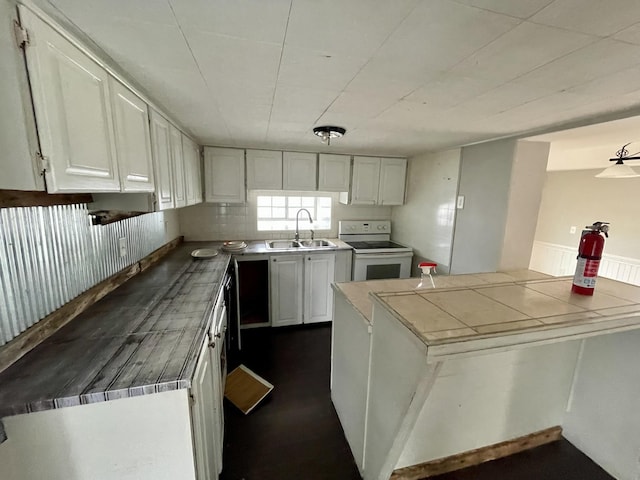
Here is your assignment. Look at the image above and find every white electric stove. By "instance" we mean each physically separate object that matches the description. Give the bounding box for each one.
[339,220,413,281]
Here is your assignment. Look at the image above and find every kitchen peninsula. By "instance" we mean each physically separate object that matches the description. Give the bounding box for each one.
[331,273,640,480]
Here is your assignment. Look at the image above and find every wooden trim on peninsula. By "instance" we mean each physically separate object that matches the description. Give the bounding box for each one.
[390,426,563,479]
[0,236,183,374]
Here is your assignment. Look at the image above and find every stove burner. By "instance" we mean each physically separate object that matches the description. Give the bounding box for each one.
[345,241,407,250]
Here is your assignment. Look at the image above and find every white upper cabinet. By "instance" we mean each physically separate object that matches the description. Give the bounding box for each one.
[0,3,41,191]
[350,156,407,206]
[378,158,407,205]
[318,154,350,192]
[283,152,317,191]
[169,124,186,209]
[150,110,174,210]
[246,149,282,190]
[204,147,245,203]
[20,7,120,193]
[182,135,202,206]
[351,157,381,205]
[109,78,154,192]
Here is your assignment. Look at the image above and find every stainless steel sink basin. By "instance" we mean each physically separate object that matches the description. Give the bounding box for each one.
[298,239,336,248]
[265,239,337,249]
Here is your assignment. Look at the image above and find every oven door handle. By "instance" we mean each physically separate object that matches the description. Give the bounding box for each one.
[355,252,413,260]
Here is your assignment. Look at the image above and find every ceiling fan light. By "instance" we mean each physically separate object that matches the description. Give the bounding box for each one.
[595,163,640,178]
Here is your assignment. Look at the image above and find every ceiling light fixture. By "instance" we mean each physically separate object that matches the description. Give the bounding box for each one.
[596,143,640,178]
[313,126,346,146]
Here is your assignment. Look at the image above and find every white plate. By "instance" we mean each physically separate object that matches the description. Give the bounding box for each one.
[191,248,219,259]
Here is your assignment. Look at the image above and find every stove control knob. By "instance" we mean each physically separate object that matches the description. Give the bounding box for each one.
[378,225,387,230]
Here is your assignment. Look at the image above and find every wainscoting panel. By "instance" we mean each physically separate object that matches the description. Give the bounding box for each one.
[530,241,640,286]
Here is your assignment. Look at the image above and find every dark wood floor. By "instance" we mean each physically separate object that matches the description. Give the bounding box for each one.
[221,324,614,480]
[221,323,361,480]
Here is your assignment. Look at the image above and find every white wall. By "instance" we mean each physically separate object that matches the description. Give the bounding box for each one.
[563,331,640,480]
[533,169,640,260]
[178,190,392,241]
[391,149,461,275]
[450,140,516,274]
[499,141,549,270]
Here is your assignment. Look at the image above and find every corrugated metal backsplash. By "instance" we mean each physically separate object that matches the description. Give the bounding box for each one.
[0,205,166,346]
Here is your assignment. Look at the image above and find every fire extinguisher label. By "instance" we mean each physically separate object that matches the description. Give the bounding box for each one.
[573,257,600,288]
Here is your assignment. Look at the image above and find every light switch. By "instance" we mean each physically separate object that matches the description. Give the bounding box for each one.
[569,226,577,234]
[456,195,465,209]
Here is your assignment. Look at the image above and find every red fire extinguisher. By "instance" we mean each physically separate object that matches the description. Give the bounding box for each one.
[571,222,610,296]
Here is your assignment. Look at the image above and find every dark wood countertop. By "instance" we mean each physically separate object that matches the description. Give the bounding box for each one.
[0,243,230,419]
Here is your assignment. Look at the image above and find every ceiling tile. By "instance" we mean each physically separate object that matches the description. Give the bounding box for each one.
[68,20,196,70]
[451,22,595,82]
[326,92,399,118]
[285,0,420,57]
[613,23,640,44]
[169,0,291,44]
[513,39,640,91]
[404,74,500,108]
[530,0,640,36]
[51,0,177,26]
[450,0,554,19]
[451,82,556,118]
[374,1,521,72]
[277,46,368,91]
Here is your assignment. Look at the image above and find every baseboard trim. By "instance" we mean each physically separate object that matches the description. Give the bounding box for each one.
[390,426,563,479]
[0,236,183,374]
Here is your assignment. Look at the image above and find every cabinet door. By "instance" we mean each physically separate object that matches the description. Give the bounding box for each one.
[204,147,245,203]
[191,339,220,480]
[0,3,42,191]
[20,7,120,193]
[378,158,407,206]
[351,156,381,205]
[318,154,350,192]
[170,125,186,208]
[150,110,174,210]
[283,151,317,191]
[246,149,282,190]
[270,255,303,327]
[304,254,336,324]
[182,135,202,206]
[109,78,154,192]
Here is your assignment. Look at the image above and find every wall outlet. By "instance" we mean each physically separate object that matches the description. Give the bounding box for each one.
[569,226,577,234]
[118,237,127,258]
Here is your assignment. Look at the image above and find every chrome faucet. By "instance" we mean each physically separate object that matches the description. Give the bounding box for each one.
[295,208,313,243]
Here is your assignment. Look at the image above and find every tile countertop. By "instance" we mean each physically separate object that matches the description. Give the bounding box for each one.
[0,242,231,421]
[334,270,552,323]
[368,275,640,362]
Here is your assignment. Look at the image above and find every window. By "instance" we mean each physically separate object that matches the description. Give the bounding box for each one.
[257,195,331,231]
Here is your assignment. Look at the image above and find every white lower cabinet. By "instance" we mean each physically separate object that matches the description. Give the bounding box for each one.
[304,254,336,324]
[270,255,304,327]
[270,253,336,327]
[191,339,221,480]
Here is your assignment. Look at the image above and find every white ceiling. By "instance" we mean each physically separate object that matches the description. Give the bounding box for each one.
[40,0,640,157]
[527,113,640,171]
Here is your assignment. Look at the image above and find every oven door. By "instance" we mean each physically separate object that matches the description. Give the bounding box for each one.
[352,252,413,281]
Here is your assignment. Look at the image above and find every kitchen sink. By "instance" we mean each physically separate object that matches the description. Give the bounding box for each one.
[265,239,337,249]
